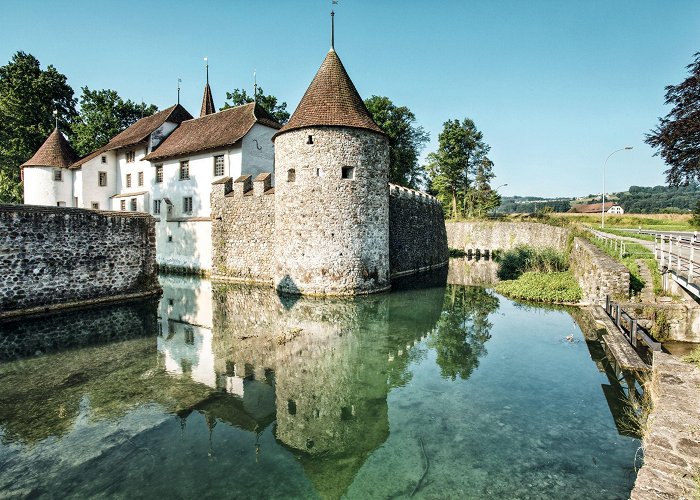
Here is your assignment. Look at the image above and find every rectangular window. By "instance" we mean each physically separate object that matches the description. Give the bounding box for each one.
[57,201,66,207]
[53,169,62,181]
[98,171,107,186]
[138,171,144,186]
[101,156,107,164]
[153,199,161,215]
[120,199,126,211]
[73,196,78,207]
[183,196,193,214]
[155,164,163,183]
[214,155,225,176]
[126,150,135,163]
[180,161,190,180]
[126,173,132,188]
[341,166,355,180]
[91,202,99,210]
[130,198,137,211]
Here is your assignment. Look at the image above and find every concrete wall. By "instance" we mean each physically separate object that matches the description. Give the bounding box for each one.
[210,175,275,283]
[273,127,390,295]
[389,184,448,277]
[0,205,160,317]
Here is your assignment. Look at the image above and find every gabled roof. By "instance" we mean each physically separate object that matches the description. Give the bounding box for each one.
[200,83,216,117]
[275,49,384,138]
[572,202,617,213]
[21,128,78,169]
[143,102,281,162]
[71,104,193,168]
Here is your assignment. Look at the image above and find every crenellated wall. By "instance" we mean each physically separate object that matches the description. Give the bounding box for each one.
[0,205,160,318]
[210,174,276,284]
[389,184,449,277]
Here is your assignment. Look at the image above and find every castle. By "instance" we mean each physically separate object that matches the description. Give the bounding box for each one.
[21,34,447,295]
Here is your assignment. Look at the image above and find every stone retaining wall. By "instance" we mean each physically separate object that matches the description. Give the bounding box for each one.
[569,237,631,303]
[389,184,449,277]
[0,205,159,317]
[210,175,275,284]
[446,221,570,253]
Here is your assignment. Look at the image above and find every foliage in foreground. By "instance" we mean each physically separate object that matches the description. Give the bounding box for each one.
[496,244,569,280]
[496,271,582,303]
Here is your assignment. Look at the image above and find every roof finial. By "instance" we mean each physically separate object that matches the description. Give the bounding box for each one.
[177,78,181,105]
[204,56,209,84]
[331,0,338,50]
[253,69,257,104]
[53,109,58,129]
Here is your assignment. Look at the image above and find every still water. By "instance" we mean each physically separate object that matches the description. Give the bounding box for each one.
[0,270,639,499]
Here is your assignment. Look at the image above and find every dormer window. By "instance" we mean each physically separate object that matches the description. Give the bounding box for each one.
[126,150,135,163]
[287,168,296,182]
[53,169,62,181]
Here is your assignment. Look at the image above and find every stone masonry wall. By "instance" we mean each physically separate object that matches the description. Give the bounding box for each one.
[274,127,390,295]
[569,237,630,302]
[389,184,448,277]
[446,221,630,303]
[210,174,275,283]
[0,205,159,316]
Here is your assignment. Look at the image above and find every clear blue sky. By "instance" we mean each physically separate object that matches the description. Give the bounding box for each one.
[2,0,699,197]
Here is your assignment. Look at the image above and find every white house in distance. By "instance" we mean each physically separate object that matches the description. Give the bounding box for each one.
[22,84,281,272]
[572,202,624,215]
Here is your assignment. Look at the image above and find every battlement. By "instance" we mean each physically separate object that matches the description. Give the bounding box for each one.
[211,173,275,199]
[388,183,440,205]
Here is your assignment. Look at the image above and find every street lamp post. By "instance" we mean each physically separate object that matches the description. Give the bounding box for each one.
[602,147,633,228]
[491,183,508,217]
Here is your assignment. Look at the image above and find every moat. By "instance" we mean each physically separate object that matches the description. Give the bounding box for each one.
[0,268,640,499]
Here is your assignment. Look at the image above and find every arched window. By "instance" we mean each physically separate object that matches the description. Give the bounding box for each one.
[287,168,296,182]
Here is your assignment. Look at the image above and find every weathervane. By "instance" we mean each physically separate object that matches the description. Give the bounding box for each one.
[204,56,209,84]
[53,109,58,129]
[253,69,257,103]
[331,0,338,49]
[177,78,182,105]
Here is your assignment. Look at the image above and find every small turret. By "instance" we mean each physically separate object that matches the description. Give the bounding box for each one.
[200,57,216,117]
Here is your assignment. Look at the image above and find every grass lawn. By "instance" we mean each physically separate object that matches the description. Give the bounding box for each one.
[553,213,693,231]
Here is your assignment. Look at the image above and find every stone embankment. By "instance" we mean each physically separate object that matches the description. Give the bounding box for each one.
[632,353,700,500]
[0,205,160,318]
[446,221,630,303]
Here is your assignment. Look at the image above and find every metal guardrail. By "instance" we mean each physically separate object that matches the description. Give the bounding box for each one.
[652,233,700,295]
[604,295,662,353]
[588,228,649,258]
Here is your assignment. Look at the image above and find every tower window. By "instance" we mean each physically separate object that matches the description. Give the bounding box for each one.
[101,155,107,164]
[342,166,355,180]
[316,168,321,177]
[307,135,314,144]
[53,169,62,181]
[91,202,99,210]
[287,168,296,182]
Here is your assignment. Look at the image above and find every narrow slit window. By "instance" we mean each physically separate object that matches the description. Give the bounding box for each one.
[287,168,296,182]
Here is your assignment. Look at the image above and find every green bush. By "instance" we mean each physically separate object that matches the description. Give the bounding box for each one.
[496,244,569,280]
[495,271,583,303]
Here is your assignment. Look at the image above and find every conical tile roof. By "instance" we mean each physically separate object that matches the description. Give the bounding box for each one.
[200,83,216,117]
[21,128,78,169]
[275,49,384,138]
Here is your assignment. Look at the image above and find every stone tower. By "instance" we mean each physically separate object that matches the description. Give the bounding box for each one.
[273,48,390,295]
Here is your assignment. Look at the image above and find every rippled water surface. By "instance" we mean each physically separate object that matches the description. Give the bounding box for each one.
[0,271,640,499]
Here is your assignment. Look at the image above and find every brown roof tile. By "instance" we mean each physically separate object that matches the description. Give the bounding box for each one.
[573,202,616,213]
[72,104,193,168]
[275,49,384,138]
[21,128,78,169]
[143,103,281,162]
[200,83,216,117]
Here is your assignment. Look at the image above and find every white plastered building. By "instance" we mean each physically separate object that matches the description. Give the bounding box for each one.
[22,84,281,273]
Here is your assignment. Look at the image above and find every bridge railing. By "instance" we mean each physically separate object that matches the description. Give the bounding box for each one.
[587,228,648,258]
[651,233,700,295]
[605,295,662,354]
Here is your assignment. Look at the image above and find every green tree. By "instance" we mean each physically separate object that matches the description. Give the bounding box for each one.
[465,157,500,217]
[0,51,77,203]
[425,118,491,218]
[364,95,430,188]
[220,87,289,124]
[71,87,158,156]
[646,52,700,186]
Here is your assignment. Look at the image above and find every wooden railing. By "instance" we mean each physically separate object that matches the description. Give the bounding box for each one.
[605,295,662,353]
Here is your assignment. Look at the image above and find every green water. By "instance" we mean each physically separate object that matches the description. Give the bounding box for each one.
[0,272,640,499]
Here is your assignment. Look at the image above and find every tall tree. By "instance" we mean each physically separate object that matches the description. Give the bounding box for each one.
[364,95,430,188]
[0,51,77,203]
[646,52,700,186]
[220,87,289,124]
[465,157,500,217]
[71,87,158,156]
[425,118,490,218]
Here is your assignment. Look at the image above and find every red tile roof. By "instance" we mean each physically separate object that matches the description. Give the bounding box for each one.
[274,49,384,138]
[71,104,193,168]
[21,128,78,169]
[573,202,616,213]
[143,102,280,162]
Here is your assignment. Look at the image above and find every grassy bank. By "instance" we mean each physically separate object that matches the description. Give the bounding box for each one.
[496,271,582,303]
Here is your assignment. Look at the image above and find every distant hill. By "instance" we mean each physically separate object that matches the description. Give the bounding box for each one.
[497,184,699,214]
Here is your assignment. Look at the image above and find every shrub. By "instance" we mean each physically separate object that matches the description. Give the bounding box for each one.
[495,271,582,303]
[496,244,569,280]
